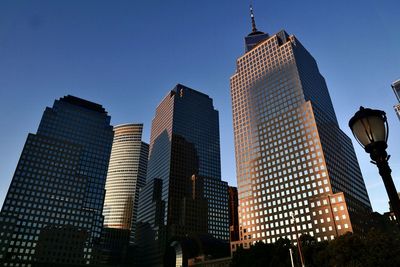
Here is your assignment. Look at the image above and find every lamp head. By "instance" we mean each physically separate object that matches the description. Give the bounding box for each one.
[349,107,388,154]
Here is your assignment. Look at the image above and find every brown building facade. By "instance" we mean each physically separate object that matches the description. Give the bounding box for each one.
[228,187,239,242]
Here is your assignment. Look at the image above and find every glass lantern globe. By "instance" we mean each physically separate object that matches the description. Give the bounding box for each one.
[349,107,388,152]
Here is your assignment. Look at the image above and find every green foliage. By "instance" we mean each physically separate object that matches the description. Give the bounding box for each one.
[230,230,400,267]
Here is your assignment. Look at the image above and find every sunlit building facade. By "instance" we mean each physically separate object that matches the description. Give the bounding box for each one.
[230,13,371,251]
[103,123,149,243]
[391,79,400,119]
[136,84,229,266]
[0,96,114,266]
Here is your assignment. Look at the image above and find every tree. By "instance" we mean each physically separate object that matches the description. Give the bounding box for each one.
[231,238,293,267]
[231,230,400,267]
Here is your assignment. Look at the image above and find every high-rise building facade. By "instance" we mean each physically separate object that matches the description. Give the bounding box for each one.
[228,186,239,243]
[230,12,372,250]
[0,96,114,266]
[103,123,149,242]
[136,84,229,266]
[391,79,400,119]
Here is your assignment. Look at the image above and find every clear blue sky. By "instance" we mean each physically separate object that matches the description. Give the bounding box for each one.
[0,0,399,213]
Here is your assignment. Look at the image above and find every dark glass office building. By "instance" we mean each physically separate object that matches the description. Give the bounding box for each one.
[0,96,114,266]
[230,12,372,250]
[136,84,229,266]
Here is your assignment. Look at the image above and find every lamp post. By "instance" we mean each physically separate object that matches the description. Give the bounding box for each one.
[289,248,295,267]
[349,106,400,226]
[290,212,305,267]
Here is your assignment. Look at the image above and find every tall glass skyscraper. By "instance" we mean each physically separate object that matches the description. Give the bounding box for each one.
[136,84,229,266]
[230,11,371,250]
[0,96,114,266]
[103,123,149,242]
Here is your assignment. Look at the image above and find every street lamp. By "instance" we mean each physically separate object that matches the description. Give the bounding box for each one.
[349,106,400,226]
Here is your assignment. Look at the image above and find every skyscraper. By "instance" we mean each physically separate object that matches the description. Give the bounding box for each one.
[103,123,149,242]
[230,10,371,250]
[391,79,400,119]
[98,124,149,265]
[0,96,114,266]
[136,84,229,266]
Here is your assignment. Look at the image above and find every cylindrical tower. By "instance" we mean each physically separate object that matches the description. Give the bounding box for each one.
[103,124,149,240]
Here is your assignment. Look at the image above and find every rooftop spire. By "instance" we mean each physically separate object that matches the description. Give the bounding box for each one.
[245,4,269,52]
[250,5,258,33]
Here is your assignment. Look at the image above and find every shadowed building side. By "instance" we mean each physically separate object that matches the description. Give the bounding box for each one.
[228,187,239,244]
